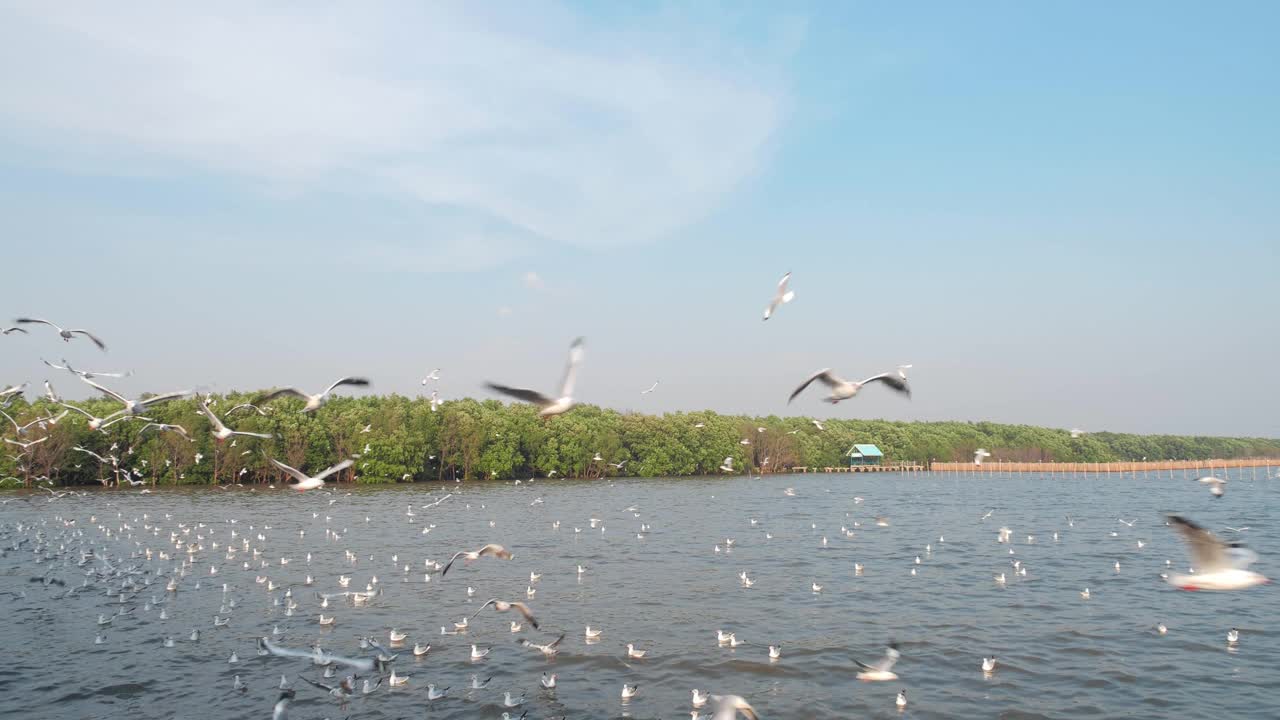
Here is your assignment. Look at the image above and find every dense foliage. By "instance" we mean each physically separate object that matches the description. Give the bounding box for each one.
[3,393,1278,487]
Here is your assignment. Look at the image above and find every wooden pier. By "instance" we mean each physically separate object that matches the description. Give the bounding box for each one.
[790,463,926,474]
[929,457,1279,474]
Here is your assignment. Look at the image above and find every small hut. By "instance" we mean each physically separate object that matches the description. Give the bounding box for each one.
[847,444,884,467]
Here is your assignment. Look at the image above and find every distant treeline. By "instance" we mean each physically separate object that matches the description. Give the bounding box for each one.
[3,393,1279,487]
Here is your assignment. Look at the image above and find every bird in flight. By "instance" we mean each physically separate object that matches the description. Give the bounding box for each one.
[259,377,370,412]
[441,543,514,576]
[486,337,585,418]
[14,317,107,351]
[1164,515,1268,590]
[640,380,659,395]
[269,458,354,492]
[789,366,911,404]
[762,272,795,321]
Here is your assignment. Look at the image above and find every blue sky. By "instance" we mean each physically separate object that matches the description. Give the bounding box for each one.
[1,2,1276,437]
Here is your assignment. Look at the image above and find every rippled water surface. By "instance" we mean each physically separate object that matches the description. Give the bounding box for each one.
[2,469,1277,719]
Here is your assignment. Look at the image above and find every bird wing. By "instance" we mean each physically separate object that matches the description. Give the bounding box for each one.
[485,383,553,407]
[59,403,95,420]
[440,551,468,576]
[788,369,839,404]
[1168,515,1231,571]
[0,409,17,432]
[477,544,510,559]
[299,676,336,692]
[868,646,900,672]
[231,430,274,439]
[15,317,60,331]
[860,372,912,397]
[72,446,109,463]
[510,602,539,628]
[67,329,107,351]
[323,377,370,397]
[268,458,312,483]
[42,358,68,371]
[258,388,308,403]
[197,397,228,433]
[470,599,499,619]
[226,403,267,416]
[137,390,189,408]
[81,378,130,406]
[313,459,353,482]
[558,337,586,398]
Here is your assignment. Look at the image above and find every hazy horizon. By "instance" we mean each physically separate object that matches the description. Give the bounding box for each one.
[2,3,1277,438]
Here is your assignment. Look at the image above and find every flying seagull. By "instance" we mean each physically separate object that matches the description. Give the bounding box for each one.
[42,358,130,379]
[2,327,27,335]
[471,599,540,629]
[198,396,273,442]
[640,381,659,395]
[422,369,441,384]
[269,458,353,492]
[974,449,991,466]
[762,272,794,321]
[710,694,761,719]
[441,544,513,576]
[14,318,107,350]
[1164,515,1268,590]
[486,337,584,418]
[788,367,911,404]
[259,377,370,412]
[1196,476,1226,499]
[82,378,188,416]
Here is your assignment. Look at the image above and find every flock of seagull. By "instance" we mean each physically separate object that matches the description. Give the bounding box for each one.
[0,274,1273,718]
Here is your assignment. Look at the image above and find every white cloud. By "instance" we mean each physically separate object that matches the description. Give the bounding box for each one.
[0,3,785,267]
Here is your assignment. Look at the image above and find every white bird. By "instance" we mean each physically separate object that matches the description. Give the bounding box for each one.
[425,683,447,699]
[272,689,295,720]
[1080,588,1091,599]
[855,643,901,681]
[422,368,441,384]
[982,656,997,673]
[709,694,760,719]
[693,689,710,707]
[259,377,370,412]
[198,397,272,442]
[1227,628,1240,643]
[269,458,353,492]
[541,673,557,689]
[789,367,910,404]
[626,643,647,659]
[518,634,565,657]
[896,690,907,708]
[621,684,639,699]
[441,544,513,575]
[413,643,431,657]
[82,378,188,417]
[720,457,735,473]
[585,626,603,639]
[471,598,540,629]
[470,644,490,660]
[14,317,107,350]
[640,381,659,395]
[762,271,795,320]
[1164,515,1269,590]
[388,670,408,687]
[974,449,992,465]
[768,645,782,659]
[486,337,585,417]
[1196,476,1227,498]
[503,692,524,707]
[1156,623,1168,635]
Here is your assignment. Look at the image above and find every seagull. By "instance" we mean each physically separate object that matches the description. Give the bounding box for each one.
[585,626,603,639]
[503,692,524,707]
[896,690,907,708]
[518,634,565,657]
[258,377,370,412]
[1,326,27,335]
[472,599,540,629]
[135,423,193,442]
[693,689,710,707]
[441,544,513,575]
[485,337,584,418]
[982,657,997,673]
[768,645,782,659]
[1164,515,1269,590]
[974,449,991,466]
[0,409,48,437]
[1156,623,1168,635]
[225,403,268,417]
[720,457,735,473]
[621,684,639,700]
[3,437,48,452]
[788,367,910,404]
[541,673,557,689]
[710,694,760,720]
[272,689,295,720]
[855,643,901,681]
[82,378,188,417]
[422,368,441,384]
[427,684,448,700]
[1227,628,1239,644]
[470,644,491,660]
[640,381,659,395]
[626,643,647,659]
[762,271,794,321]
[14,317,107,350]
[42,358,130,379]
[1196,476,1227,498]
[268,458,353,492]
[199,397,273,442]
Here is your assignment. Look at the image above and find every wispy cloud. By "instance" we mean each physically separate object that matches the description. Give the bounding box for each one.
[0,3,786,269]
